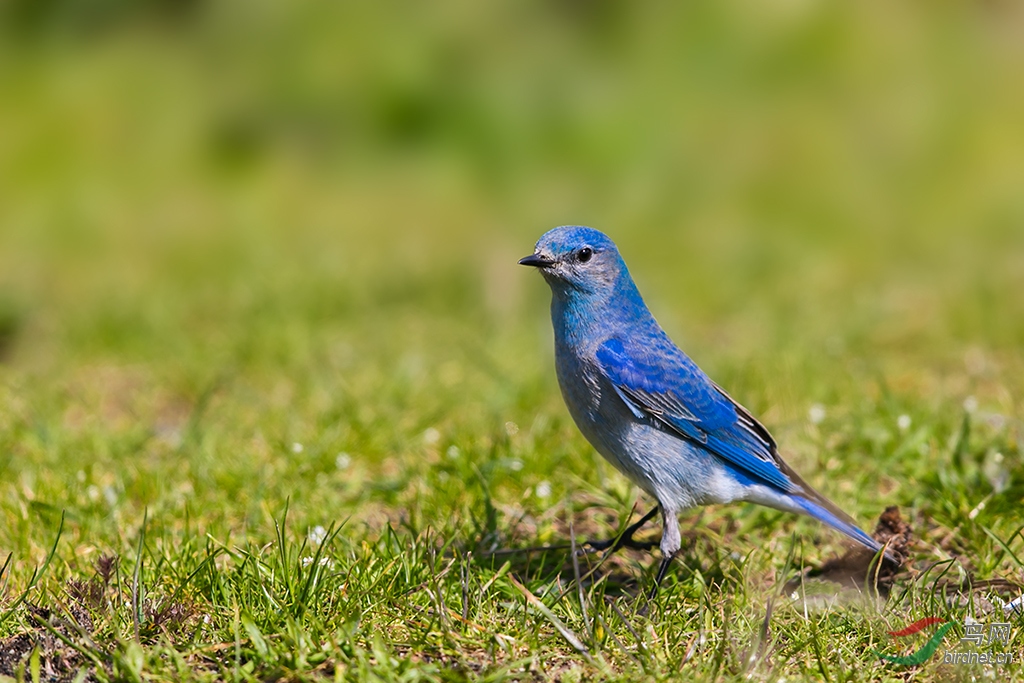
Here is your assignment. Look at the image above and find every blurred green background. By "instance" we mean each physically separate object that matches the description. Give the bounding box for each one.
[3,0,1023,362]
[1,0,1023,596]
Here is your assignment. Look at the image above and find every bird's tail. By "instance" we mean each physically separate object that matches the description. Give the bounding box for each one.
[774,458,896,562]
[790,494,881,554]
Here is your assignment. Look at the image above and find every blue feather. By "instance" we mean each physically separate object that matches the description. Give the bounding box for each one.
[596,337,797,493]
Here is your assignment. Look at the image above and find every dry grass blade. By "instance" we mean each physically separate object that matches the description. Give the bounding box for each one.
[507,574,596,666]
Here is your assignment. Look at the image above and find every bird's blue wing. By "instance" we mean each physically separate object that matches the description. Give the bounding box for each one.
[596,337,798,493]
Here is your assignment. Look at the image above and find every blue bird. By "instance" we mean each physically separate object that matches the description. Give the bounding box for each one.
[519,226,887,591]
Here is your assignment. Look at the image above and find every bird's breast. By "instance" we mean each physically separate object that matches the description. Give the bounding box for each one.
[554,348,602,422]
[554,346,636,462]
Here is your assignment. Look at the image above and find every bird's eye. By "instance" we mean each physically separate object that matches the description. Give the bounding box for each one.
[577,247,593,263]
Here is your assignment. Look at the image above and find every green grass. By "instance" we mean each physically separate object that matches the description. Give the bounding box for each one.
[2,1,1024,681]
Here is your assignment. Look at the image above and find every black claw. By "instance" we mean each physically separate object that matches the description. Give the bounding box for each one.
[584,536,658,553]
[584,506,660,554]
[640,554,676,613]
[652,555,674,594]
[582,538,614,552]
[580,505,676,614]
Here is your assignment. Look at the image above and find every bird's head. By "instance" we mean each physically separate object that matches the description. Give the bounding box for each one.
[518,226,625,298]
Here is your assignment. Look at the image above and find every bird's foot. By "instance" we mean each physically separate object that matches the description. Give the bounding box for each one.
[637,553,675,617]
[584,536,659,553]
[582,506,660,554]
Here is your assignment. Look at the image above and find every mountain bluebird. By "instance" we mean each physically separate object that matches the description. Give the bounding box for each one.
[520,226,887,591]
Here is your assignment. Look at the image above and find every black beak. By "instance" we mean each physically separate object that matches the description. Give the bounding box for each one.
[518,253,555,268]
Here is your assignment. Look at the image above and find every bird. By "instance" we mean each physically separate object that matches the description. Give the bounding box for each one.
[519,225,888,594]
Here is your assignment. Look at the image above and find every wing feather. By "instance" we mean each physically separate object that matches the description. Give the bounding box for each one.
[596,337,798,493]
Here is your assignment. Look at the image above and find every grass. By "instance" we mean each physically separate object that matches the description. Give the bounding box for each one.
[1,1,1024,681]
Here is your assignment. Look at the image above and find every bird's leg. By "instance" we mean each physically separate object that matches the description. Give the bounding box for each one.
[645,508,681,604]
[648,556,674,601]
[584,506,660,553]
